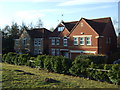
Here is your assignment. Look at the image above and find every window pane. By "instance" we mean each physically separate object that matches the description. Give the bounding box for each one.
[80,37,84,45]
[74,37,78,45]
[86,37,91,45]
[64,38,67,46]
[52,39,55,45]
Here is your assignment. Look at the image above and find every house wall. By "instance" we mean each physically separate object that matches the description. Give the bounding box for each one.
[99,21,117,55]
[68,19,99,59]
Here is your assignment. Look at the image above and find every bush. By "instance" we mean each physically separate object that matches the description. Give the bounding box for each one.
[2,54,7,62]
[44,55,53,72]
[69,57,91,76]
[5,52,17,64]
[108,64,120,84]
[51,56,72,74]
[34,55,46,68]
[27,57,36,68]
[75,54,106,64]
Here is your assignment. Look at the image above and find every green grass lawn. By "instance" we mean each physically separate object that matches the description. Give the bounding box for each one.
[1,63,120,88]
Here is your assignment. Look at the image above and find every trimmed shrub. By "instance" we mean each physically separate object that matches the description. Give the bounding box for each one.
[2,54,7,62]
[69,57,91,76]
[5,52,17,64]
[75,54,106,64]
[27,57,36,67]
[44,55,53,72]
[108,64,120,84]
[34,55,46,68]
[51,56,72,74]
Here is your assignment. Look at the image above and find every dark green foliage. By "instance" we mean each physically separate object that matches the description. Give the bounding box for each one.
[108,64,120,84]
[75,54,106,64]
[34,55,46,68]
[27,57,36,67]
[69,57,90,76]
[44,55,53,72]
[2,54,7,62]
[51,56,71,74]
[5,52,17,64]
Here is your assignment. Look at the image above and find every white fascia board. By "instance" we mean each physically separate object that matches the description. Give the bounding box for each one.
[70,50,96,54]
[73,35,92,37]
[60,49,69,51]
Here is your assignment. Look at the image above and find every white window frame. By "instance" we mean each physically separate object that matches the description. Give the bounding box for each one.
[34,39,37,46]
[74,37,78,45]
[56,39,59,45]
[51,48,55,56]
[38,40,41,46]
[86,37,91,45]
[38,49,41,54]
[80,37,84,45]
[58,26,64,31]
[63,38,67,46]
[52,39,55,45]
[34,49,37,55]
[56,49,59,56]
[23,38,27,46]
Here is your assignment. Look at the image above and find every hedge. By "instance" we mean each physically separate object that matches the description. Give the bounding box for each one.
[2,52,120,85]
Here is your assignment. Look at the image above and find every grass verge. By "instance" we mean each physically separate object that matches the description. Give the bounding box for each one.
[1,63,120,88]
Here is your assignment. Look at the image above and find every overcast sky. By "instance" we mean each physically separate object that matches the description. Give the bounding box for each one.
[0,0,119,33]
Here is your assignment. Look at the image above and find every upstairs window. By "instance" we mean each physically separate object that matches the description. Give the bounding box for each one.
[34,38,42,46]
[38,40,41,46]
[34,40,37,46]
[74,37,78,45]
[52,39,55,45]
[15,40,19,45]
[56,39,59,45]
[58,26,64,31]
[23,38,27,46]
[63,37,67,46]
[80,37,84,45]
[86,37,91,45]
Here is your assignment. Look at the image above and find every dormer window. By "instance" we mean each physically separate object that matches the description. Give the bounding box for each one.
[58,26,64,31]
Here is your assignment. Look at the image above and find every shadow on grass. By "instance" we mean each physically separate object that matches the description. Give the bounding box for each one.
[14,69,35,75]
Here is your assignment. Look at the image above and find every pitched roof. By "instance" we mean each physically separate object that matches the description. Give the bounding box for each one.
[62,21,78,32]
[50,21,78,37]
[84,17,111,35]
[26,28,52,38]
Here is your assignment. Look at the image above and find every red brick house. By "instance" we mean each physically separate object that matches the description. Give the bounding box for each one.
[49,17,117,59]
[14,28,52,55]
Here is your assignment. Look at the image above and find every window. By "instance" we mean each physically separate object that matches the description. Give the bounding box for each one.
[56,39,59,45]
[23,38,27,46]
[38,49,41,54]
[58,26,64,31]
[80,37,84,45]
[15,40,19,45]
[34,38,42,46]
[86,37,91,45]
[74,37,78,45]
[52,39,55,45]
[56,49,59,56]
[51,49,55,56]
[38,40,41,46]
[34,40,37,46]
[63,38,67,46]
[34,49,37,55]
